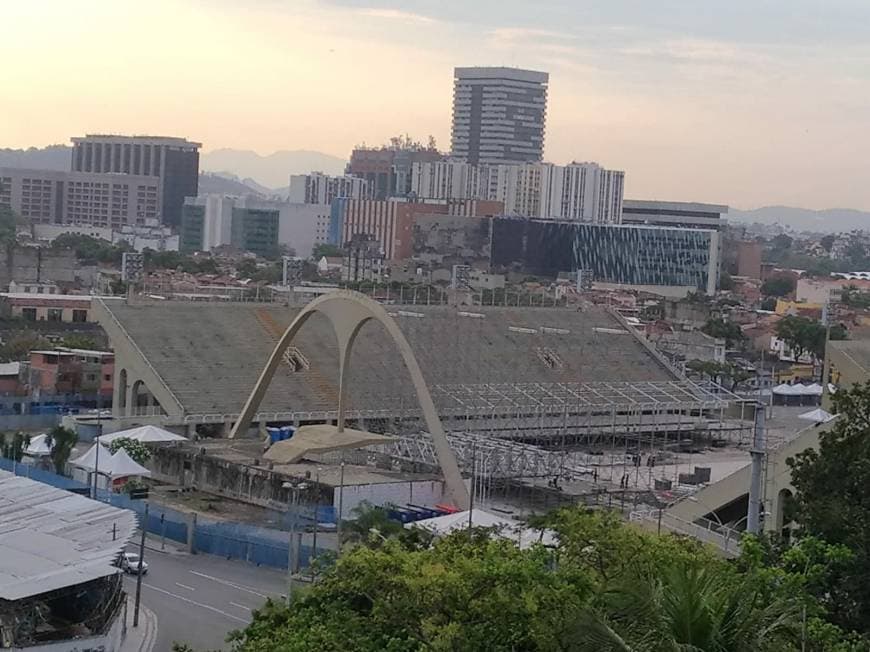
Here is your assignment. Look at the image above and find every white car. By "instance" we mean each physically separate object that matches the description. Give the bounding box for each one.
[117,552,148,575]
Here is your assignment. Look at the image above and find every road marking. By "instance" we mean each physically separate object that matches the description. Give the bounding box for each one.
[175,582,196,591]
[188,570,270,599]
[230,602,252,611]
[142,583,248,624]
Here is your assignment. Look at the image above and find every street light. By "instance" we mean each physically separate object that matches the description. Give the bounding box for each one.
[283,480,309,605]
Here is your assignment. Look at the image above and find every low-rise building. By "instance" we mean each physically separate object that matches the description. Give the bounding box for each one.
[0,292,118,323]
[621,200,728,231]
[27,347,114,397]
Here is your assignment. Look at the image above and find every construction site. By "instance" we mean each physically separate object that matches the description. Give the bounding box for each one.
[92,294,777,534]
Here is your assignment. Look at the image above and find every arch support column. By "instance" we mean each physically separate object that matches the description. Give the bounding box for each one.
[229,291,469,509]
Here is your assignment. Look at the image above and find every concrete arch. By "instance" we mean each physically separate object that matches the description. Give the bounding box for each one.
[229,290,470,509]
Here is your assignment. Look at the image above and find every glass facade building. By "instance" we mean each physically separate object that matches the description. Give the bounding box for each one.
[491,218,720,294]
[179,203,205,253]
[231,207,279,257]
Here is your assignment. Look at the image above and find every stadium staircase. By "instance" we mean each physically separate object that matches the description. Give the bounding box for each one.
[254,308,341,410]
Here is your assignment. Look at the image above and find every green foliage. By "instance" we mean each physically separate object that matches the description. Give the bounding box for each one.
[52,233,131,265]
[776,315,846,365]
[701,318,745,348]
[0,331,50,362]
[820,235,837,253]
[761,296,778,311]
[718,271,735,291]
[61,334,98,350]
[788,381,870,633]
[0,432,29,461]
[46,425,77,474]
[143,249,219,274]
[312,243,343,259]
[108,436,151,465]
[0,205,22,247]
[761,274,797,297]
[841,286,870,310]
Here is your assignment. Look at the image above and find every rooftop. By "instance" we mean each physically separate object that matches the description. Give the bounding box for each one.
[0,471,135,601]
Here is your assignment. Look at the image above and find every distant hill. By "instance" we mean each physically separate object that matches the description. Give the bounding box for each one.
[729,206,870,233]
[201,149,346,188]
[197,172,287,198]
[0,145,70,171]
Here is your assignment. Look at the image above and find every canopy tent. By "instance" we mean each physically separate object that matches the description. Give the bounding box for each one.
[407,509,557,549]
[799,407,835,423]
[804,383,824,395]
[107,448,151,479]
[70,442,114,473]
[97,424,187,445]
[70,443,151,478]
[772,384,801,396]
[24,434,52,457]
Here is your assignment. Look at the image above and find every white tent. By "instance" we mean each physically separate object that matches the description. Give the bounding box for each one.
[772,383,801,396]
[107,448,151,479]
[804,383,824,395]
[97,425,187,445]
[407,509,557,549]
[799,407,835,423]
[70,442,114,473]
[24,434,52,457]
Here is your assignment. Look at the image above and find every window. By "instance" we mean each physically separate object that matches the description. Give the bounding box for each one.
[104,374,111,382]
[47,308,63,322]
[71,309,88,323]
[21,308,36,321]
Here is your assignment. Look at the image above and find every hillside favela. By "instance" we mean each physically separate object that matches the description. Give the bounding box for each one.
[2,2,870,651]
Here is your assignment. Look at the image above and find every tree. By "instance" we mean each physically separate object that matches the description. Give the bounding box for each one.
[701,318,745,348]
[761,275,796,298]
[0,331,50,362]
[62,334,98,350]
[718,271,735,291]
[0,205,21,248]
[788,381,870,633]
[0,432,29,462]
[108,436,151,465]
[820,235,837,253]
[776,315,846,368]
[46,425,77,474]
[312,243,343,259]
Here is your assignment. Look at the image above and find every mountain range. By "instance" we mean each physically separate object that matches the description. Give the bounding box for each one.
[728,206,870,233]
[201,149,346,187]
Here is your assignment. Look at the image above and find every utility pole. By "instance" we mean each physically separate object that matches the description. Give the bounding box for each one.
[746,404,766,534]
[467,444,477,532]
[133,503,148,627]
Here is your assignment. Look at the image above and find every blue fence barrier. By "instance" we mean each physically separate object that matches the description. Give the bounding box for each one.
[0,457,320,570]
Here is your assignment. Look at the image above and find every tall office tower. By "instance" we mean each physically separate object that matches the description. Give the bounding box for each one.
[71,135,201,227]
[450,67,549,165]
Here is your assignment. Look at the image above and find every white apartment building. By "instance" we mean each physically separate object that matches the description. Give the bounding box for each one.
[288,172,370,205]
[0,167,161,227]
[410,160,625,223]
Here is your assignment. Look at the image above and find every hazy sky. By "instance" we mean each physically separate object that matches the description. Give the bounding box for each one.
[3,0,870,210]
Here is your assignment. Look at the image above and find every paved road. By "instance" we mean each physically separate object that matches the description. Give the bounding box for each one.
[123,542,287,651]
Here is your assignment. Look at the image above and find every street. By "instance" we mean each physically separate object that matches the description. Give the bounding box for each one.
[124,539,287,651]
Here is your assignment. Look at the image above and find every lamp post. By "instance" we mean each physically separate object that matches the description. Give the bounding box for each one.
[283,480,309,606]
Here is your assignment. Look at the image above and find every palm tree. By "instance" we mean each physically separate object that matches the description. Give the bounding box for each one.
[568,564,799,651]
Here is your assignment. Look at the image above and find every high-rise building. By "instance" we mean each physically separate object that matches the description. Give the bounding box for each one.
[71,135,201,227]
[0,167,160,228]
[288,172,370,204]
[410,160,624,223]
[451,67,548,165]
[347,146,444,199]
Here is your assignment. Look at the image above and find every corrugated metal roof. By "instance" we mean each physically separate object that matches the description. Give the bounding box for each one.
[0,471,136,601]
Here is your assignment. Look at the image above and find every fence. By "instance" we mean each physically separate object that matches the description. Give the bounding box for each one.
[0,457,316,570]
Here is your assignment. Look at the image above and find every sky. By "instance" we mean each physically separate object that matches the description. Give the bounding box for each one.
[2,0,869,210]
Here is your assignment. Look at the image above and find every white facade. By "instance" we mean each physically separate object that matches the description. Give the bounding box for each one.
[187,195,329,257]
[410,161,486,200]
[288,172,369,205]
[409,160,624,223]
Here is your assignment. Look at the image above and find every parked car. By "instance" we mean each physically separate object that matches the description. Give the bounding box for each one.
[116,552,148,575]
